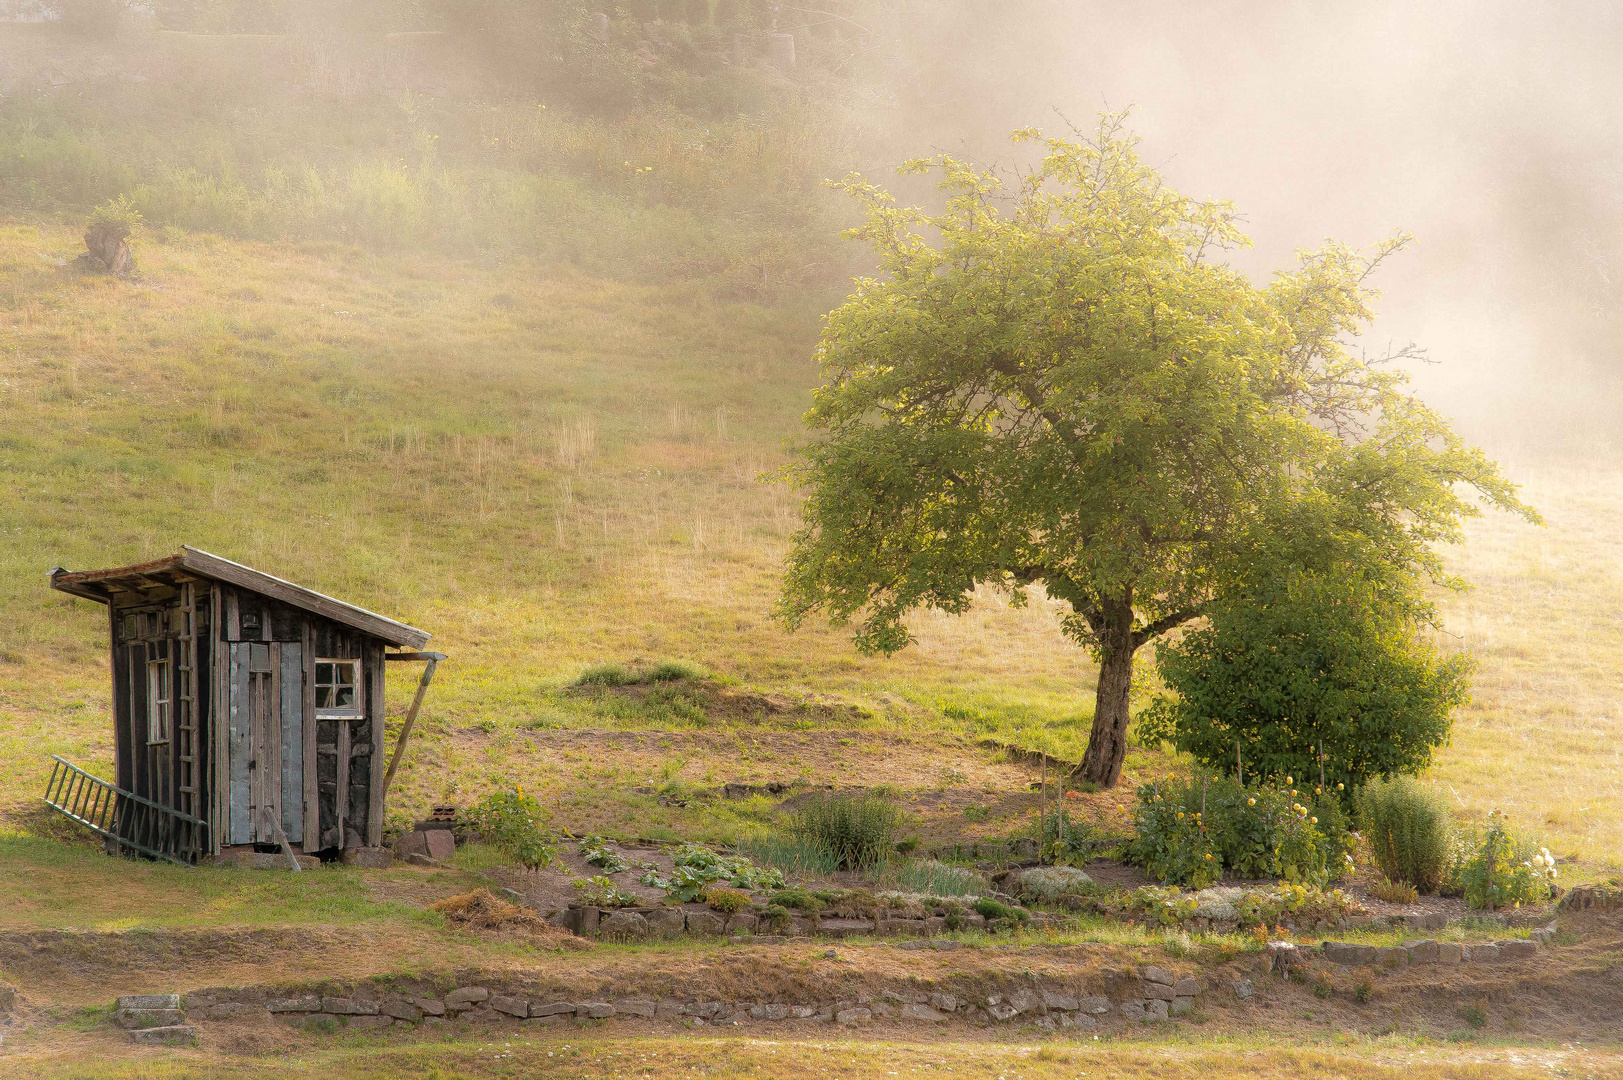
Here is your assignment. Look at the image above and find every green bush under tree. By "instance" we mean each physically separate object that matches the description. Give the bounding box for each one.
[1129,772,1349,888]
[1356,775,1456,894]
[1142,561,1474,799]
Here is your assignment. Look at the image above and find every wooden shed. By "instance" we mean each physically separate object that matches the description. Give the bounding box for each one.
[46,546,440,864]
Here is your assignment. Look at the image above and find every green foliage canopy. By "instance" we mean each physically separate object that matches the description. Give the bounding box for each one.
[777,113,1536,785]
[1142,566,1475,795]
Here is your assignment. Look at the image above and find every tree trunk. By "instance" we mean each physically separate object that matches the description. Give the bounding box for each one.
[1077,607,1137,788]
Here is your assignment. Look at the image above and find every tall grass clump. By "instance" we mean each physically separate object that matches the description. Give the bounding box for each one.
[1356,776,1454,894]
[878,858,985,897]
[786,792,902,871]
[734,831,840,879]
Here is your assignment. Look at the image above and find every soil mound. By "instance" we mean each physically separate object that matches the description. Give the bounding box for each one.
[429,889,591,949]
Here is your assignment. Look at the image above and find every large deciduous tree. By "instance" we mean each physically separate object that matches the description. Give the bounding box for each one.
[776,115,1535,787]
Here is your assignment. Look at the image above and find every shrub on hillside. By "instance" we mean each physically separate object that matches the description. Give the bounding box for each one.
[1142,567,1472,798]
[1356,776,1454,893]
[466,787,555,869]
[1460,810,1557,910]
[1129,773,1345,889]
[786,792,901,871]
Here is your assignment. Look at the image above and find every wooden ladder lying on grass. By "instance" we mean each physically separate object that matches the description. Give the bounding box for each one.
[40,755,207,865]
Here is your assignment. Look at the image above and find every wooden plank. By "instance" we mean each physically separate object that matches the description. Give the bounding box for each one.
[302,621,317,853]
[280,642,303,845]
[265,644,282,844]
[131,642,149,799]
[211,586,227,855]
[109,607,132,792]
[225,588,240,641]
[227,644,251,845]
[366,640,385,847]
[178,547,430,649]
[335,717,350,851]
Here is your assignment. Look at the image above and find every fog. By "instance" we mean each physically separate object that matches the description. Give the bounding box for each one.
[858,0,1623,460]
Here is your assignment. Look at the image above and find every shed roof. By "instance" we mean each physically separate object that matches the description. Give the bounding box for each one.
[49,546,431,649]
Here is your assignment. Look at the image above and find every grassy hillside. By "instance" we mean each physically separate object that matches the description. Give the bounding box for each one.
[0,17,1619,873]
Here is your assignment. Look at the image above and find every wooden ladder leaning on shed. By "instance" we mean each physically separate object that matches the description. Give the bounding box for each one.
[41,755,208,865]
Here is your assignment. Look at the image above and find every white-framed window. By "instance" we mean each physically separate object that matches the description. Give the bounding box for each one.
[147,658,171,743]
[315,659,363,718]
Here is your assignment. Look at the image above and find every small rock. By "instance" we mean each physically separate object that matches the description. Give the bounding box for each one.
[1144,999,1170,1021]
[489,995,528,1018]
[835,1007,872,1025]
[1437,942,1464,965]
[1403,939,1440,964]
[1006,988,1040,1014]
[529,1001,577,1017]
[412,998,446,1016]
[1172,977,1199,997]
[340,846,394,869]
[1169,997,1193,1017]
[790,1005,817,1019]
[117,1008,183,1029]
[1141,981,1176,1001]
[445,987,491,1006]
[600,911,648,940]
[320,997,377,1015]
[116,994,181,1011]
[1041,990,1078,1011]
[1119,1000,1147,1022]
[1375,946,1408,968]
[899,1003,948,1022]
[347,1014,392,1031]
[931,940,961,952]
[1498,939,1538,960]
[822,949,839,959]
[1469,943,1502,963]
[206,1003,252,1022]
[1232,980,1254,1000]
[577,1002,615,1019]
[381,1001,422,1022]
[130,1025,196,1046]
[987,1003,1019,1022]
[1141,965,1175,985]
[929,993,959,1012]
[619,999,657,1018]
[1266,941,1300,974]
[267,995,321,1014]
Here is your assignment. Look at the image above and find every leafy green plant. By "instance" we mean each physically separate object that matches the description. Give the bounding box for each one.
[1357,775,1455,893]
[573,875,637,907]
[1460,1004,1487,1029]
[646,844,785,902]
[703,886,751,914]
[1129,773,1337,888]
[786,792,902,871]
[87,195,143,240]
[1143,566,1474,797]
[972,896,1029,925]
[579,835,628,873]
[466,787,555,870]
[769,887,825,914]
[1460,811,1555,910]
[1368,877,1419,904]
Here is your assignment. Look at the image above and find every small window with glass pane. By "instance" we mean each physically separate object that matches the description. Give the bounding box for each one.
[315,659,363,718]
[147,659,171,743]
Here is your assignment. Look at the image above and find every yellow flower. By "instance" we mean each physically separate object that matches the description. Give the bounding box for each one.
[1310,816,1318,824]
[1247,797,1256,806]
[1177,812,1185,819]
[1285,776,1293,785]
[1337,783,1344,791]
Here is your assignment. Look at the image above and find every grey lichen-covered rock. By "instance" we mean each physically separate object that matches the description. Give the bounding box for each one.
[599,911,648,940]
[1323,941,1378,965]
[1192,886,1246,921]
[1437,941,1464,964]
[529,1001,577,1017]
[577,1002,615,1019]
[1232,979,1254,999]
[899,1003,949,1022]
[1078,996,1112,1014]
[1141,981,1176,1001]
[1376,946,1408,968]
[1468,943,1502,963]
[987,1002,1019,1022]
[1404,939,1440,963]
[929,992,959,1012]
[1169,997,1194,1017]
[381,1001,422,1022]
[117,1008,184,1029]
[130,1024,196,1046]
[619,999,657,1018]
[116,994,180,1011]
[320,997,378,1015]
[1141,965,1175,985]
[1006,988,1040,1014]
[268,995,321,1013]
[1119,1000,1147,1022]
[445,987,491,1006]
[1498,939,1538,959]
[835,1006,872,1025]
[1172,977,1199,997]
[489,995,529,1017]
[206,1002,253,1021]
[1016,866,1094,901]
[1144,999,1170,1021]
[1041,989,1079,1011]
[347,1014,393,1031]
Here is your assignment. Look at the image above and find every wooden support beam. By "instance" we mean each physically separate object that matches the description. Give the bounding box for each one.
[379,653,444,805]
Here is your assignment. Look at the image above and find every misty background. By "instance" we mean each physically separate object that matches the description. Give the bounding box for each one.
[859,1,1623,461]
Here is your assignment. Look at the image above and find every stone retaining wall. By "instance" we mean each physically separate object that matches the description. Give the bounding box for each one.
[552,903,1065,941]
[111,964,1211,1043]
[1266,926,1552,974]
